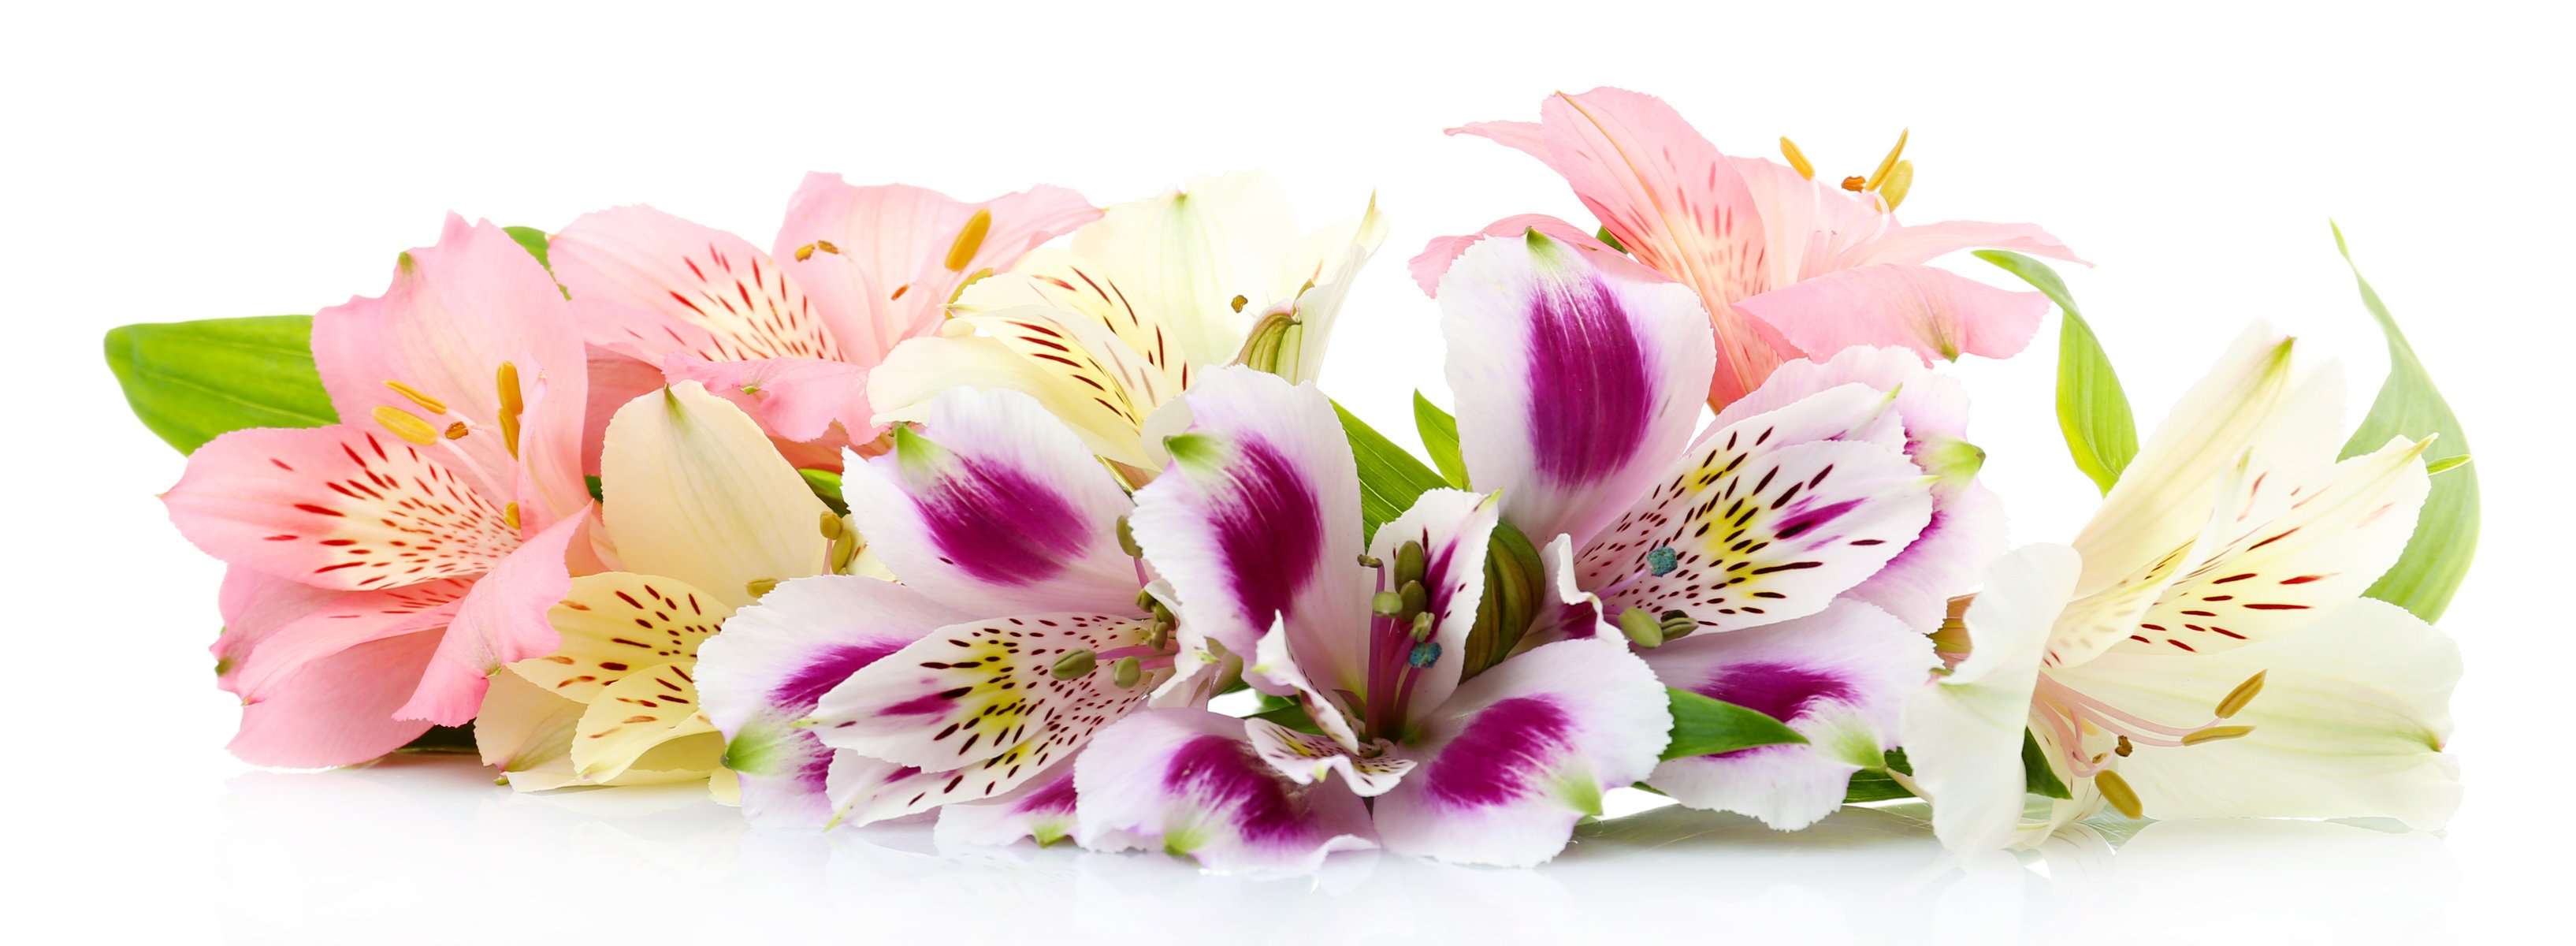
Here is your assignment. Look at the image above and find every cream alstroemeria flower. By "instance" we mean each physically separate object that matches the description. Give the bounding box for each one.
[1901,325,2460,851]
[864,171,1386,478]
[474,381,859,797]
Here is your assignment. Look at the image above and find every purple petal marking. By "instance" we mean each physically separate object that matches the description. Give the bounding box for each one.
[879,691,960,717]
[1524,270,1650,483]
[770,640,907,709]
[1693,661,1853,731]
[1165,734,1304,842]
[922,457,1091,586]
[1422,696,1576,806]
[1774,498,1864,542]
[1210,441,1325,628]
[1013,771,1079,815]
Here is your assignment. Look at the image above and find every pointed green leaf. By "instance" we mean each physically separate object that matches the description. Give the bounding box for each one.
[798,468,849,516]
[1660,687,1807,760]
[1978,249,2138,493]
[2332,225,2479,622]
[504,225,552,270]
[1412,391,1470,489]
[1594,226,1630,255]
[1333,400,1450,541]
[104,315,336,454]
[2020,729,2072,799]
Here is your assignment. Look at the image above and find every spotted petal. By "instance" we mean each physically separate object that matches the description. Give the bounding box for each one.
[399,508,587,724]
[567,661,720,781]
[220,579,467,767]
[1073,709,1377,873]
[1640,599,1936,829]
[1127,367,1365,665]
[511,572,730,702]
[165,425,520,591]
[1071,172,1303,369]
[1371,639,1671,866]
[843,386,1141,615]
[773,177,1098,364]
[599,381,835,611]
[1440,229,1714,551]
[1244,717,1412,797]
[933,760,1082,849]
[1900,544,2083,853]
[864,318,1163,470]
[552,205,843,363]
[693,575,962,825]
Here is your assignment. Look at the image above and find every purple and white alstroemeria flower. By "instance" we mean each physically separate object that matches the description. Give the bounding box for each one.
[1080,367,1673,870]
[695,385,1198,838]
[1432,231,1967,829]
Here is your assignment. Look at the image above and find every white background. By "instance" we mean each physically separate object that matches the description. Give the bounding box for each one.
[7,1,2567,942]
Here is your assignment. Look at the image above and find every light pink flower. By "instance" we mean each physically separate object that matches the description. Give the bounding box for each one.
[166,217,593,767]
[548,177,1098,462]
[1416,87,2083,408]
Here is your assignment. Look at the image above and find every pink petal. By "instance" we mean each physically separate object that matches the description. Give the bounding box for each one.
[842,387,1141,616]
[579,348,667,477]
[229,630,445,769]
[1640,599,1936,829]
[310,215,589,527]
[1073,709,1377,873]
[695,575,961,826]
[1405,214,1611,296]
[1849,220,2087,269]
[1439,229,1715,553]
[1734,263,2050,366]
[660,352,874,445]
[1447,118,1547,158]
[772,177,1098,366]
[165,425,520,590]
[552,205,845,363]
[1371,639,1670,866]
[396,505,589,724]
[1126,367,1366,668]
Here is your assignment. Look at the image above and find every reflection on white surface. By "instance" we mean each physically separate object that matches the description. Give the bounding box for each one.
[218,756,2455,945]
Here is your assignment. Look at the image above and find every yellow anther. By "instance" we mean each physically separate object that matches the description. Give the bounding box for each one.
[1866,128,1909,191]
[495,362,524,459]
[793,243,816,262]
[443,421,469,440]
[820,512,844,541]
[1841,176,1868,192]
[944,208,992,272]
[815,239,840,255]
[1879,159,1914,211]
[1779,136,1815,179]
[1230,294,1249,313]
[503,501,522,532]
[2093,769,2144,819]
[2181,724,2254,746]
[745,577,781,598]
[383,380,449,415]
[2113,736,2134,757]
[371,405,440,446]
[2214,671,2266,719]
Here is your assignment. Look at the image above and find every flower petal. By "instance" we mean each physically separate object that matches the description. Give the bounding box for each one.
[1846,220,2087,270]
[398,507,587,724]
[1371,638,1671,866]
[933,760,1082,848]
[551,205,843,363]
[2066,598,2459,829]
[311,215,589,526]
[1733,263,2050,366]
[1269,197,1391,385]
[569,661,723,782]
[808,612,1164,786]
[1899,544,2083,853]
[229,630,444,769]
[1071,172,1301,369]
[1127,367,1365,666]
[1244,717,1412,797]
[165,425,520,590]
[1641,599,1935,829]
[1072,709,1377,873]
[693,575,961,825]
[843,386,1141,615]
[864,318,1162,470]
[773,177,1098,364]
[472,669,587,788]
[660,353,874,445]
[599,381,835,611]
[1366,489,1503,724]
[510,572,731,702]
[1440,229,1714,551]
[1406,214,1613,296]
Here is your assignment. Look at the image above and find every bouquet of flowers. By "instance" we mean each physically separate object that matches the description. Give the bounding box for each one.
[107,88,2474,870]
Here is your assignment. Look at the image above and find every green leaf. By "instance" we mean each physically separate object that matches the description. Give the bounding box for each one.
[1977,250,2138,494]
[104,315,337,454]
[799,468,849,516]
[1333,400,1452,541]
[2332,225,2480,622]
[504,225,552,270]
[1412,391,1470,489]
[1595,226,1630,255]
[2021,730,2072,799]
[1660,687,1807,761]
[1842,769,1916,803]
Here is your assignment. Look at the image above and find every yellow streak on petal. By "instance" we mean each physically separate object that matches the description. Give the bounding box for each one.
[504,501,521,532]
[496,362,524,459]
[944,208,992,272]
[371,405,440,446]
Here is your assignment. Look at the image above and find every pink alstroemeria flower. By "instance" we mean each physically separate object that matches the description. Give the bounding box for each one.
[548,177,1097,461]
[1433,231,1973,829]
[695,386,1197,836]
[1079,367,1674,870]
[1416,87,2083,408]
[165,217,593,767]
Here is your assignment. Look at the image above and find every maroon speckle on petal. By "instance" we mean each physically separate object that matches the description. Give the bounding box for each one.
[1523,270,1650,484]
[1422,696,1576,806]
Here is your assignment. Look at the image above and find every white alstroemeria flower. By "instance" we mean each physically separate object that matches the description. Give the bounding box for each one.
[866,171,1387,475]
[1902,326,2460,851]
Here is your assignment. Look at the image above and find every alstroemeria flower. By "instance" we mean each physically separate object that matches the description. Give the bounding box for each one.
[474,381,838,799]
[694,385,1191,835]
[1901,327,2459,851]
[548,177,1096,457]
[1433,230,1958,829]
[866,171,1387,475]
[1069,367,1672,870]
[165,217,593,766]
[1418,87,2083,408]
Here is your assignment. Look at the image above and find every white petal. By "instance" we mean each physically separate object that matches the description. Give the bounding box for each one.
[600,382,834,610]
[1900,544,2082,853]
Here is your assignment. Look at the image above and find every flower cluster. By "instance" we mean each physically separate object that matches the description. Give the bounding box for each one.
[113,88,2475,870]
